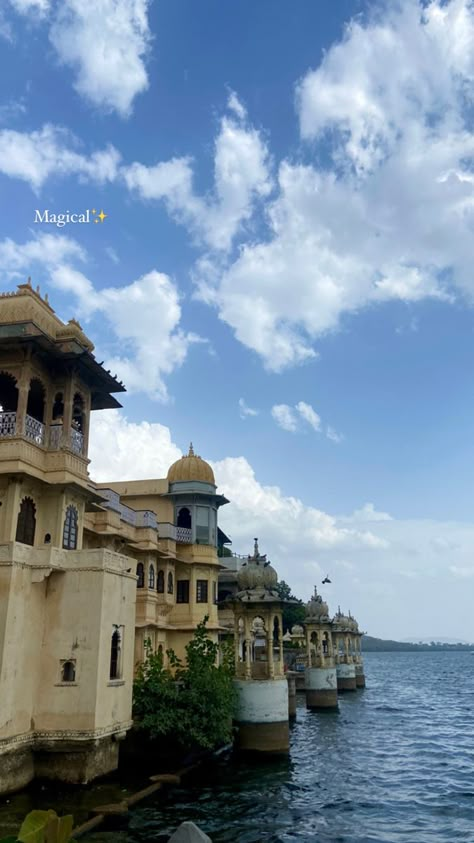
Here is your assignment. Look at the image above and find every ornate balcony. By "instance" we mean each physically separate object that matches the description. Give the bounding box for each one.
[0,411,16,437]
[0,415,85,455]
[176,526,192,543]
[25,414,45,445]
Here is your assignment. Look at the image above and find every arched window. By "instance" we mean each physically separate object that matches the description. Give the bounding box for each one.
[26,378,46,443]
[157,569,165,593]
[16,497,36,546]
[52,392,64,421]
[61,660,76,682]
[26,378,45,423]
[63,505,78,550]
[0,372,18,437]
[148,564,155,589]
[167,571,174,594]
[72,393,85,432]
[177,507,191,528]
[110,628,122,680]
[273,616,280,645]
[136,562,144,588]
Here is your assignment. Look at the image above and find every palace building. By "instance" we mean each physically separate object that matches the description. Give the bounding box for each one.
[0,281,229,794]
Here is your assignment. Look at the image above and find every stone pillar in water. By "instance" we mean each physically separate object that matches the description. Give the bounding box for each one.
[287,672,297,719]
[230,538,291,753]
[350,616,366,687]
[333,609,357,692]
[303,587,338,710]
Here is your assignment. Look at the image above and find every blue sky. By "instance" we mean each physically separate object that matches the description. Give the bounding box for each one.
[1,0,474,639]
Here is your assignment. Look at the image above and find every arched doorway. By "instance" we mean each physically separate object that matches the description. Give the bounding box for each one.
[26,378,46,444]
[0,372,18,437]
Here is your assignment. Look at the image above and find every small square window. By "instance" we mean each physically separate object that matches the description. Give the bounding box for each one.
[177,580,190,603]
[196,579,208,603]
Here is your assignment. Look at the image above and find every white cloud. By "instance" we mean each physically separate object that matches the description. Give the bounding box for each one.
[0,232,86,277]
[198,0,474,369]
[50,266,199,401]
[8,0,50,13]
[124,93,272,251]
[449,565,474,579]
[326,425,343,444]
[0,124,120,190]
[84,410,474,639]
[296,400,321,432]
[105,246,120,265]
[271,404,298,432]
[49,0,151,117]
[89,410,182,482]
[238,398,259,419]
[271,400,339,438]
[341,503,393,523]
[0,233,198,402]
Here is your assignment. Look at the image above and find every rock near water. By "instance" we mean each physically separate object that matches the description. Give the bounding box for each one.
[168,820,213,843]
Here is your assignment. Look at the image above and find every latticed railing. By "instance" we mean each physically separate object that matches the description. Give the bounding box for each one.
[0,411,16,437]
[25,414,45,445]
[136,510,158,529]
[176,526,192,543]
[49,424,62,449]
[70,428,84,455]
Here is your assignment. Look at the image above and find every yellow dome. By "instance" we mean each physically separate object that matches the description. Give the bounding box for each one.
[167,443,215,485]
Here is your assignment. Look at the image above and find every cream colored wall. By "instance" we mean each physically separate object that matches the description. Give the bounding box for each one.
[0,543,136,744]
[35,568,104,732]
[0,553,46,741]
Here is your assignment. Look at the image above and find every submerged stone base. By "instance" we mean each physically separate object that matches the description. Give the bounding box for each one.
[305,666,338,710]
[0,728,129,795]
[0,746,35,795]
[306,688,338,709]
[34,738,120,785]
[336,664,357,693]
[355,668,366,688]
[234,678,290,753]
[287,674,297,719]
[236,721,290,754]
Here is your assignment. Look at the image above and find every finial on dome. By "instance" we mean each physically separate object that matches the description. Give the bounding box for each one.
[253,537,259,557]
[314,585,318,598]
[188,442,195,456]
[27,276,31,286]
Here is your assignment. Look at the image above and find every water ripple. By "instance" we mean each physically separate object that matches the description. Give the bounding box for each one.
[125,652,474,843]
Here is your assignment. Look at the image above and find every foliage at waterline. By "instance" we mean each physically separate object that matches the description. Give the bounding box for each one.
[0,810,73,843]
[133,618,236,751]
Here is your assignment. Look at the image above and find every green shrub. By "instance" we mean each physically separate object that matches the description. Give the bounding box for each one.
[133,617,236,752]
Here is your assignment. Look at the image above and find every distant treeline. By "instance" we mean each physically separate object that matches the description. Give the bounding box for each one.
[362,635,474,652]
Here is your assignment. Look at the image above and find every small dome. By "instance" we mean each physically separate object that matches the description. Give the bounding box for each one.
[291,624,304,636]
[347,614,359,632]
[332,607,352,629]
[167,443,215,485]
[237,558,278,591]
[305,587,330,622]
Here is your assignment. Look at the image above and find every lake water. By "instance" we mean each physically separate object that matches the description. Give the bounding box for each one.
[1,652,474,842]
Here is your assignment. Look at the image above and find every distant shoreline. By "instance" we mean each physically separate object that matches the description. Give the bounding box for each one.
[362,635,474,653]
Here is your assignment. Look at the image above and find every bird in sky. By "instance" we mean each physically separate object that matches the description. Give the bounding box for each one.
[322,575,332,585]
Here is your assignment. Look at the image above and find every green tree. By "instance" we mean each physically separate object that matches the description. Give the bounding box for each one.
[276,580,306,633]
[133,618,236,752]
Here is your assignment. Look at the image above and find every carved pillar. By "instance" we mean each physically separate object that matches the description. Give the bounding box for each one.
[62,376,74,448]
[81,391,91,457]
[278,624,284,674]
[16,380,29,437]
[244,617,251,679]
[234,620,241,668]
